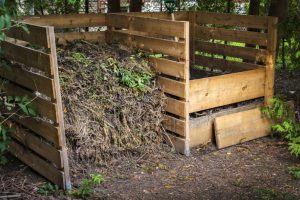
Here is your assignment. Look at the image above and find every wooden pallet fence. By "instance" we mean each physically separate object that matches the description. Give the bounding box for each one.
[1,23,71,189]
[106,13,191,155]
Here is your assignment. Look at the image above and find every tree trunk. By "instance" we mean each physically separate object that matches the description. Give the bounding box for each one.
[108,0,120,13]
[130,0,142,12]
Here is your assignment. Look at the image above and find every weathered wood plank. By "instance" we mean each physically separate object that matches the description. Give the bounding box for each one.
[158,76,186,98]
[56,31,105,44]
[189,68,266,113]
[195,26,268,46]
[163,115,186,137]
[9,122,63,168]
[1,41,52,75]
[0,64,55,98]
[165,97,187,118]
[9,141,65,189]
[107,14,185,38]
[3,82,58,123]
[195,11,268,29]
[215,107,271,149]
[189,101,262,147]
[124,11,189,21]
[13,116,61,147]
[149,57,186,79]
[194,55,263,72]
[109,31,185,59]
[166,133,190,155]
[23,13,106,28]
[5,23,50,48]
[195,41,267,63]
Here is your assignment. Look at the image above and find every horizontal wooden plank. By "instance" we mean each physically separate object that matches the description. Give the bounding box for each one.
[163,115,186,137]
[23,13,106,28]
[165,97,187,118]
[166,133,190,155]
[5,23,50,48]
[158,76,186,98]
[13,116,61,147]
[195,41,267,63]
[9,140,65,188]
[215,107,271,149]
[189,68,266,112]
[9,122,63,168]
[194,55,263,72]
[0,64,55,98]
[149,57,186,79]
[124,11,189,21]
[109,31,185,58]
[4,83,58,123]
[189,101,263,147]
[1,41,52,75]
[195,11,269,29]
[56,31,105,44]
[107,14,186,38]
[195,26,268,46]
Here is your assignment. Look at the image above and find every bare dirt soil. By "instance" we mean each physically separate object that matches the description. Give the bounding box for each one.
[0,67,299,199]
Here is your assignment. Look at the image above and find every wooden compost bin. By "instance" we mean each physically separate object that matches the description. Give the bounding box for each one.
[0,11,277,188]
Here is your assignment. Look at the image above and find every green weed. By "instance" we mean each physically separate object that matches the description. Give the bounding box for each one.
[288,166,300,179]
[37,182,59,196]
[71,52,91,67]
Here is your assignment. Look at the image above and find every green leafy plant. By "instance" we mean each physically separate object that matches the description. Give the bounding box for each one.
[107,58,152,92]
[71,52,91,67]
[71,173,104,199]
[262,97,300,157]
[37,182,59,196]
[288,166,300,179]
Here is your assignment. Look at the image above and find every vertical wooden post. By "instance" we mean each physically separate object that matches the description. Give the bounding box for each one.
[265,17,278,106]
[183,21,190,156]
[188,11,196,66]
[48,26,72,190]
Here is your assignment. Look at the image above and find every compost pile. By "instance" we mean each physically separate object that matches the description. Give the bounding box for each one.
[57,41,166,164]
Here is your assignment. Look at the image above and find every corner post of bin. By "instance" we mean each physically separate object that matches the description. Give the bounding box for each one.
[188,11,196,66]
[183,20,190,156]
[264,16,278,106]
[47,26,72,190]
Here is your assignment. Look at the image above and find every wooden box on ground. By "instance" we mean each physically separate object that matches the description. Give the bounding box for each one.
[0,11,277,187]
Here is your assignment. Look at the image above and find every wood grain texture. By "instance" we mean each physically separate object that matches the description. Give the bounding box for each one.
[163,115,186,137]
[158,76,186,98]
[149,57,186,79]
[56,32,105,44]
[215,107,271,149]
[189,68,266,112]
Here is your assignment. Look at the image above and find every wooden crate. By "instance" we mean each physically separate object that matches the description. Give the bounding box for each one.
[2,11,278,187]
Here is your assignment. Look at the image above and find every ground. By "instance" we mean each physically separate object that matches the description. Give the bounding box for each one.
[0,69,299,200]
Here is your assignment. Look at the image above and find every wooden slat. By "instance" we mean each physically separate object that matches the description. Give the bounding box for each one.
[189,68,266,113]
[4,83,58,123]
[165,97,187,118]
[5,23,50,48]
[9,141,65,189]
[56,31,105,44]
[158,76,186,98]
[195,26,268,46]
[215,107,271,149]
[149,57,186,79]
[107,14,185,38]
[194,55,262,72]
[265,17,278,106]
[13,116,61,147]
[195,41,267,63]
[109,31,185,58]
[1,41,52,75]
[189,101,262,147]
[163,115,186,137]
[9,123,63,168]
[124,11,189,21]
[195,11,268,29]
[0,64,55,98]
[166,133,190,155]
[23,13,106,28]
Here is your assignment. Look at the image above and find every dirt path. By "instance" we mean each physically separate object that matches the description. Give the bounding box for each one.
[1,138,299,199]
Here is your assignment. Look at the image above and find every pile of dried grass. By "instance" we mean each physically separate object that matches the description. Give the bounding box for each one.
[57,41,167,164]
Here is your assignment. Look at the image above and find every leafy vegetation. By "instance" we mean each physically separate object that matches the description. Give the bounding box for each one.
[71,52,91,67]
[262,97,300,157]
[37,182,59,196]
[70,173,104,199]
